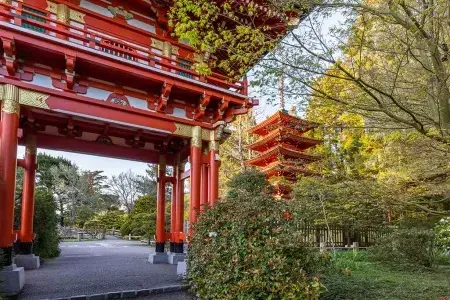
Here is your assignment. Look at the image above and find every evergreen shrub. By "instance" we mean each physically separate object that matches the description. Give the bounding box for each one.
[33,189,60,258]
[371,228,437,267]
[188,170,327,299]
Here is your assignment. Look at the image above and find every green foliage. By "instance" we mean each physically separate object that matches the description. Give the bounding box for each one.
[371,228,438,267]
[188,171,326,299]
[36,153,73,190]
[225,169,273,199]
[293,177,390,226]
[434,217,450,252]
[33,189,60,259]
[120,195,157,239]
[168,1,304,78]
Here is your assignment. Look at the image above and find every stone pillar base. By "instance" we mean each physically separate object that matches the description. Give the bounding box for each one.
[14,254,40,270]
[0,264,25,296]
[168,252,185,265]
[148,252,168,264]
[176,260,187,278]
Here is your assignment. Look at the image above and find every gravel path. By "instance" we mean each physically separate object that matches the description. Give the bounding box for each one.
[18,237,185,300]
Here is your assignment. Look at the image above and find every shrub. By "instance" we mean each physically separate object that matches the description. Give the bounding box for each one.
[188,171,327,299]
[370,228,437,267]
[33,189,60,258]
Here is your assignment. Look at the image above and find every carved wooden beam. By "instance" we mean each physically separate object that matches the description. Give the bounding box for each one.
[194,93,211,121]
[157,82,172,112]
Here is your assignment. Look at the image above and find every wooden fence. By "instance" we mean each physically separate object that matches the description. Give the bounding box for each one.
[299,225,391,248]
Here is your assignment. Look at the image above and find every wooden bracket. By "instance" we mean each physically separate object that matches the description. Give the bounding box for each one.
[157,82,172,112]
[194,93,211,120]
[213,98,229,123]
[2,37,16,76]
[65,54,76,90]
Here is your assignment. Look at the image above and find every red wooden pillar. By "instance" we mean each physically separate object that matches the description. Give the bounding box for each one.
[200,162,209,210]
[19,134,38,254]
[169,175,177,252]
[189,126,202,230]
[209,140,220,205]
[174,161,184,253]
[0,84,20,266]
[155,154,166,253]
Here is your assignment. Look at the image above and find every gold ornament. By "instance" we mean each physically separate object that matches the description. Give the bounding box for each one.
[174,123,193,138]
[57,4,70,24]
[1,84,20,115]
[46,1,57,13]
[209,140,219,152]
[191,126,202,148]
[19,89,50,109]
[163,41,172,58]
[70,10,85,24]
[151,38,164,51]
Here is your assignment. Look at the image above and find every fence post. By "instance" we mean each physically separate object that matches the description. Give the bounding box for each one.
[352,242,359,253]
[128,233,131,241]
[320,242,326,253]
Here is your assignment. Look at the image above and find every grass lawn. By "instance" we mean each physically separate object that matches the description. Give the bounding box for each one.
[322,252,450,300]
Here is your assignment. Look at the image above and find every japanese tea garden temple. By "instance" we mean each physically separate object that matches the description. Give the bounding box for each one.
[0,0,304,295]
[247,110,320,198]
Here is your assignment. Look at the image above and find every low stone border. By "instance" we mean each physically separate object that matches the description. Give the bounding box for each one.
[52,284,190,300]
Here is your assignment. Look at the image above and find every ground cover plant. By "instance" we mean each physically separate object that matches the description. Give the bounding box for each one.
[322,251,450,300]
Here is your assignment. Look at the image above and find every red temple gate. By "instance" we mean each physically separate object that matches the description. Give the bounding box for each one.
[0,0,303,295]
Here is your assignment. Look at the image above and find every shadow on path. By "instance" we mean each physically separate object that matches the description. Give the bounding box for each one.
[18,237,182,300]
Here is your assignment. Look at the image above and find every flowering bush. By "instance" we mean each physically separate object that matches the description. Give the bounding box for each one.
[187,170,327,299]
[435,217,450,252]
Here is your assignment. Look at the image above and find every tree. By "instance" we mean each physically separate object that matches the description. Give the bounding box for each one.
[108,170,141,213]
[51,163,107,227]
[120,195,157,240]
[36,153,73,190]
[135,164,158,197]
[219,112,258,190]
[170,0,450,145]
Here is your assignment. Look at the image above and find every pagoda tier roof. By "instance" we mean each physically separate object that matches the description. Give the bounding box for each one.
[246,143,320,167]
[249,111,319,137]
[248,127,320,152]
[263,161,316,180]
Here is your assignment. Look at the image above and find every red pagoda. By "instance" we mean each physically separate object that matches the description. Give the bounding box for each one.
[247,110,320,198]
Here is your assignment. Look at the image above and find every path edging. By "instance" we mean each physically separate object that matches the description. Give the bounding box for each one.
[52,284,190,300]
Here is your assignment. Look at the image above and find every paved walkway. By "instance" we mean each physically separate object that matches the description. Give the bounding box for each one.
[18,237,186,300]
